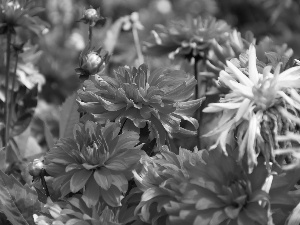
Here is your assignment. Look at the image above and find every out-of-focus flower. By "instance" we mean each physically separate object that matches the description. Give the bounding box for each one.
[44,121,144,207]
[0,0,48,34]
[33,196,120,225]
[122,12,144,31]
[203,45,300,171]
[79,6,106,27]
[77,64,203,146]
[144,16,230,62]
[75,47,110,81]
[131,146,270,225]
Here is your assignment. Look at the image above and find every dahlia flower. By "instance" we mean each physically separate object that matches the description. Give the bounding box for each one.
[144,16,230,62]
[133,146,270,225]
[203,44,300,171]
[77,64,203,146]
[33,196,120,225]
[0,0,48,34]
[44,121,144,207]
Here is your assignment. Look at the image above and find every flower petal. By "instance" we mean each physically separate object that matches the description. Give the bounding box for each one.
[70,169,93,193]
[94,167,112,190]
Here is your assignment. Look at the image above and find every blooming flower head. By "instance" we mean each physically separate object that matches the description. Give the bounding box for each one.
[0,0,48,34]
[77,64,203,146]
[203,44,300,171]
[33,196,120,225]
[131,146,270,225]
[75,47,110,81]
[44,121,144,207]
[144,16,231,62]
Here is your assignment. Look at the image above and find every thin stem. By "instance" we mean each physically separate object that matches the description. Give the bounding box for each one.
[197,58,208,150]
[194,59,201,149]
[40,170,50,197]
[88,25,93,48]
[132,26,144,65]
[194,59,199,99]
[8,52,19,137]
[4,31,12,146]
[118,118,128,135]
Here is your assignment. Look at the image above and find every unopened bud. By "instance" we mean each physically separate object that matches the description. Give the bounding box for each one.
[84,8,98,21]
[28,159,44,177]
[83,52,102,74]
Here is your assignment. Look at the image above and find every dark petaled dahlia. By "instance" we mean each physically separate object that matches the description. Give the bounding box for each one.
[77,64,203,146]
[132,146,270,225]
[44,121,144,207]
[33,196,120,225]
[0,0,48,34]
[144,16,231,62]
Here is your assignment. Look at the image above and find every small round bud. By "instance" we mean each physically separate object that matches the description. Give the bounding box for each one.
[83,52,102,74]
[84,8,98,20]
[28,159,44,177]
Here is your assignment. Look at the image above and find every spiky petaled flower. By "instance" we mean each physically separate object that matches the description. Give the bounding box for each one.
[33,196,120,225]
[78,6,106,27]
[75,47,110,81]
[77,64,203,147]
[144,16,231,62]
[44,121,144,207]
[0,0,48,34]
[203,44,300,171]
[132,146,270,225]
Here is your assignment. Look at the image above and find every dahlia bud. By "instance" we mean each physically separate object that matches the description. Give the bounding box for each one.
[76,47,110,81]
[82,52,102,74]
[79,7,105,27]
[84,8,98,24]
[28,159,44,177]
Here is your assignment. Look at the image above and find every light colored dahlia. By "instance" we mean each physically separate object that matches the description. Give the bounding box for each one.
[45,121,144,207]
[203,45,300,171]
[77,64,203,146]
[132,146,270,225]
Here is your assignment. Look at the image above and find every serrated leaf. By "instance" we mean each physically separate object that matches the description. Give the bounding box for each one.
[59,93,80,139]
[0,170,42,225]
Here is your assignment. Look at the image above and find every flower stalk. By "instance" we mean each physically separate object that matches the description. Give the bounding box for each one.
[8,50,19,139]
[4,30,12,146]
[132,25,144,65]
[88,25,93,48]
[40,169,50,197]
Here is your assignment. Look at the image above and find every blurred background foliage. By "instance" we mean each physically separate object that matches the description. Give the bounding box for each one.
[18,0,300,167]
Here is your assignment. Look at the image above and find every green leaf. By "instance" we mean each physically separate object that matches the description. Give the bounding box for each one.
[59,92,80,139]
[43,120,55,150]
[0,170,42,225]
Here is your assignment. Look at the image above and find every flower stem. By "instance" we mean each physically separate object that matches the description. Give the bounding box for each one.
[40,169,50,197]
[88,25,93,48]
[197,58,208,150]
[194,59,201,149]
[132,26,144,65]
[4,31,12,146]
[119,118,128,135]
[8,52,19,137]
